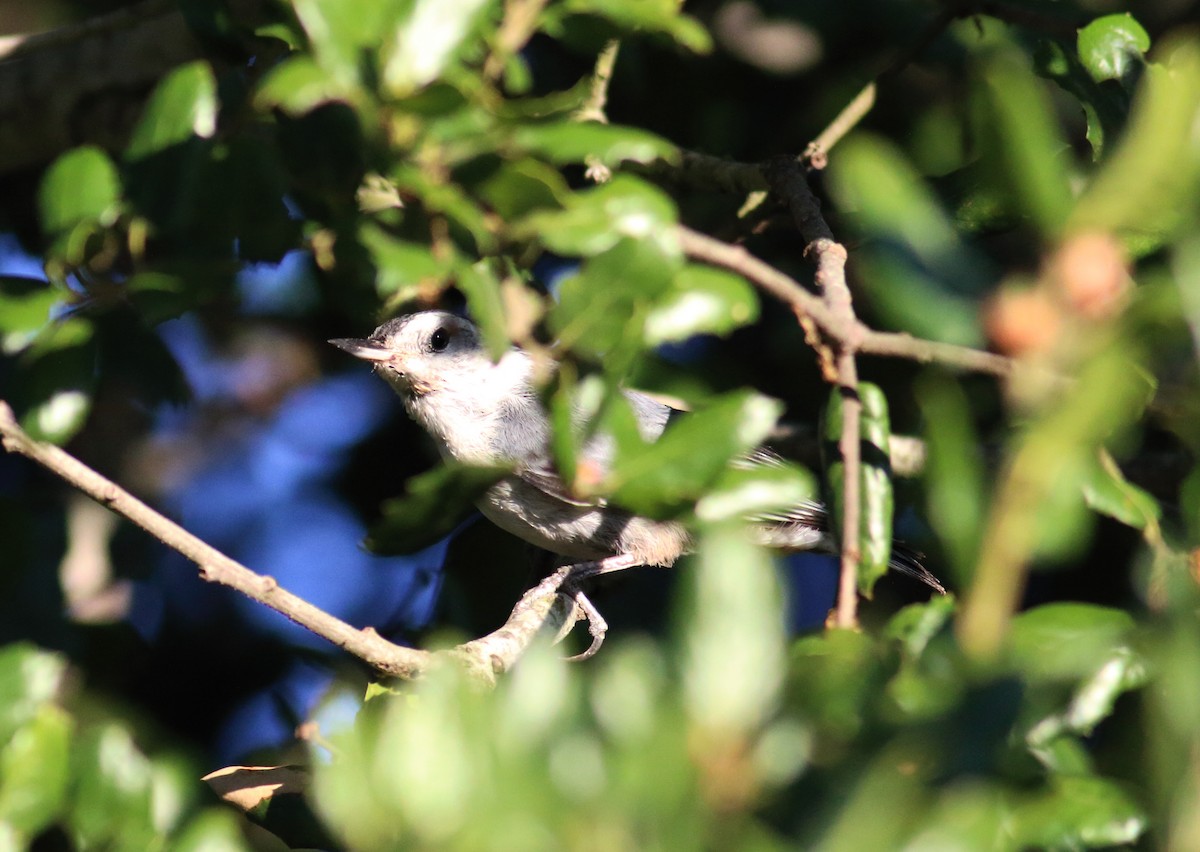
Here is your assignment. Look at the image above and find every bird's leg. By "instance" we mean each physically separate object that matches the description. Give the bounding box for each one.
[552,553,643,660]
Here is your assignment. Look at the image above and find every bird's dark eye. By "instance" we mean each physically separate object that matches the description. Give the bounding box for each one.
[429,327,450,352]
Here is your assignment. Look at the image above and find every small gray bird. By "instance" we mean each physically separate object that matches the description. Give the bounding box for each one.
[331,311,944,595]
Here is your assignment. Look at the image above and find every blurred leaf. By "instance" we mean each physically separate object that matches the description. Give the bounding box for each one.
[513,122,675,167]
[552,235,679,365]
[829,135,989,346]
[788,630,881,740]
[886,596,956,661]
[824,382,894,595]
[360,224,451,299]
[10,318,97,445]
[368,463,509,553]
[1081,452,1161,530]
[916,374,985,584]
[1010,603,1135,683]
[695,459,817,523]
[0,278,57,346]
[1078,14,1150,84]
[516,174,678,257]
[382,0,491,96]
[478,158,570,220]
[1035,38,1129,159]
[1027,646,1147,758]
[455,260,509,360]
[679,525,784,735]
[1071,39,1200,253]
[1013,776,1145,848]
[644,265,759,346]
[606,391,783,517]
[69,724,156,849]
[126,62,218,160]
[0,705,71,838]
[255,54,356,115]
[557,0,711,53]
[292,0,401,85]
[884,596,962,719]
[38,147,122,236]
[0,645,65,747]
[976,52,1074,234]
[172,810,253,851]
[393,165,497,254]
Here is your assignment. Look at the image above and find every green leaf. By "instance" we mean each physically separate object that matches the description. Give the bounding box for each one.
[678,525,784,734]
[1035,37,1130,160]
[0,278,58,346]
[1013,776,1146,849]
[0,645,66,746]
[1081,453,1161,530]
[477,159,570,220]
[255,55,357,116]
[360,224,451,299]
[824,382,894,596]
[516,174,678,257]
[644,265,759,345]
[512,122,676,168]
[695,460,817,523]
[292,0,402,85]
[606,390,783,517]
[0,705,72,837]
[976,52,1074,234]
[1010,603,1136,682]
[1070,41,1200,252]
[828,135,988,346]
[69,724,156,849]
[38,147,122,236]
[1078,14,1150,84]
[382,0,491,96]
[455,260,509,360]
[552,236,679,366]
[787,630,880,740]
[10,319,97,445]
[126,62,218,160]
[367,463,509,554]
[172,809,254,851]
[560,0,711,53]
[916,374,985,584]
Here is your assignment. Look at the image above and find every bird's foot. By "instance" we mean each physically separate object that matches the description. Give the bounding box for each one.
[552,553,643,661]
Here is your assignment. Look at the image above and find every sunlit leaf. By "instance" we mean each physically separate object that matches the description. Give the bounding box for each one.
[1078,14,1150,84]
[126,62,218,160]
[606,390,782,517]
[38,147,122,236]
[644,265,759,345]
[382,0,491,96]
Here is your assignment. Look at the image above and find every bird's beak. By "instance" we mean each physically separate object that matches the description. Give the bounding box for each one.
[328,338,394,363]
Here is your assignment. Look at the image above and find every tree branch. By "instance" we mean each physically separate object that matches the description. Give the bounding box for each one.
[0,400,576,683]
[762,157,864,627]
[675,225,1013,378]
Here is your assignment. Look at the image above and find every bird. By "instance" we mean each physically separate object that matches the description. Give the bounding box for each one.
[331,310,944,650]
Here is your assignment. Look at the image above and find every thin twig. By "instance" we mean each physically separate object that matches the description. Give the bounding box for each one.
[762,157,864,627]
[805,83,876,168]
[675,225,1013,378]
[575,39,620,124]
[483,0,549,80]
[0,401,578,682]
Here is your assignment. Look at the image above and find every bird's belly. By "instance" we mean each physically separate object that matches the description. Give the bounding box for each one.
[477,478,688,566]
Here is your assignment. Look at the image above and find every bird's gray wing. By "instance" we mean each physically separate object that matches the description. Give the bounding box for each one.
[513,460,606,508]
[510,388,679,510]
